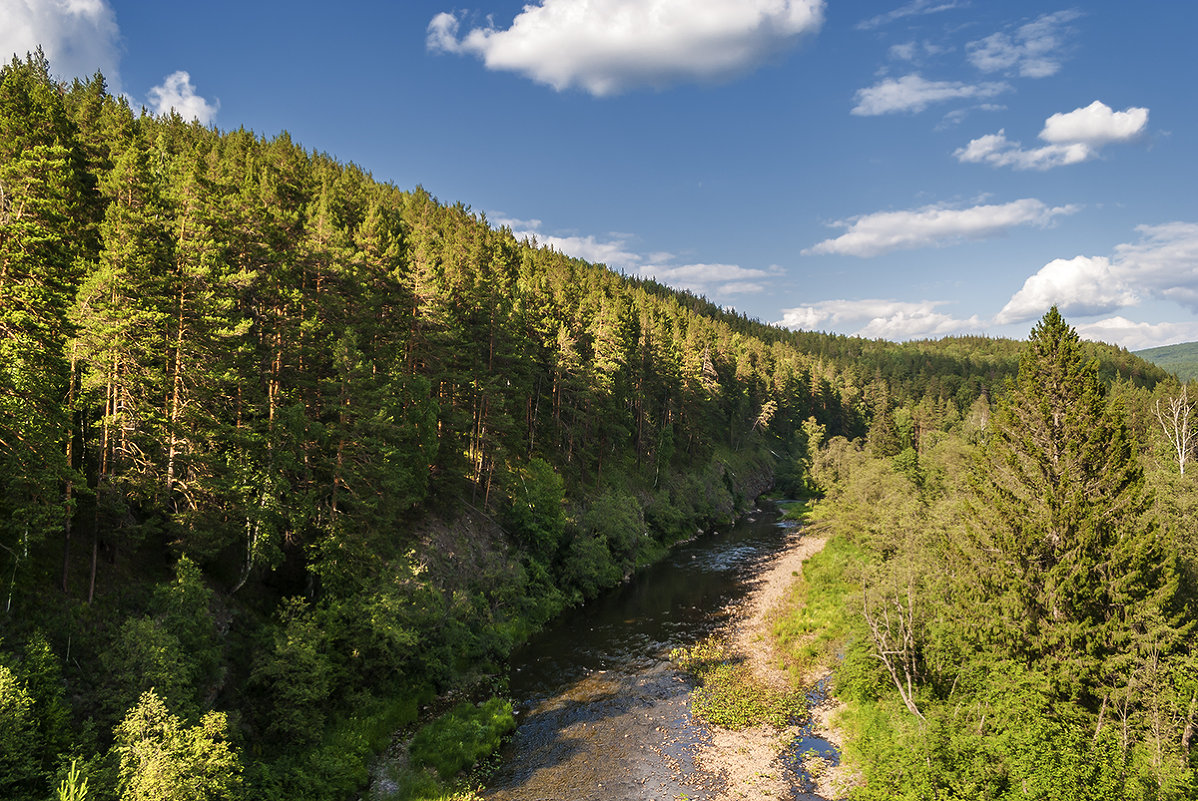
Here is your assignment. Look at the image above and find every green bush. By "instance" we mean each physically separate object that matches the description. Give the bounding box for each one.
[409,699,515,780]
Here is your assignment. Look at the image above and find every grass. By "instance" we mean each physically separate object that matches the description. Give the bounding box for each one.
[670,635,805,730]
[774,498,817,522]
[770,533,862,681]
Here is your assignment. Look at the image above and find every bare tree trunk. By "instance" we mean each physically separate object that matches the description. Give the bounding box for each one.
[1155,385,1195,475]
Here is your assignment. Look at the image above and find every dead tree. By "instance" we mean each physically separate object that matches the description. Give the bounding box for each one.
[1155,385,1195,475]
[862,576,926,722]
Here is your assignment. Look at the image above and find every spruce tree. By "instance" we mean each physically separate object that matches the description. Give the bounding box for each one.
[965,307,1182,703]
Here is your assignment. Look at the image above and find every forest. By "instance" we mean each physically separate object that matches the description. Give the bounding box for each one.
[0,50,1188,800]
[780,308,1198,800]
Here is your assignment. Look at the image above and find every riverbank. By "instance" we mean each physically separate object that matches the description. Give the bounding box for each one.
[686,524,854,800]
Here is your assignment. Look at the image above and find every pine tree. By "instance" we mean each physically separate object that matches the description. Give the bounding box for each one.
[0,53,85,612]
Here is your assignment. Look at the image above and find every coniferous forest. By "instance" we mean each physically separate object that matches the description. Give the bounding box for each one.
[2,51,1196,800]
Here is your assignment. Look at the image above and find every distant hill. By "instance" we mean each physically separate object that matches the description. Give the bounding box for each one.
[1133,341,1198,380]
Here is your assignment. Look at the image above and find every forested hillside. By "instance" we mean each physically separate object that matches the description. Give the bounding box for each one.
[0,51,1179,801]
[1136,341,1198,382]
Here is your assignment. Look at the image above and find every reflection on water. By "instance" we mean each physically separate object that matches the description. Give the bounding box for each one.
[485,505,805,801]
[785,677,841,799]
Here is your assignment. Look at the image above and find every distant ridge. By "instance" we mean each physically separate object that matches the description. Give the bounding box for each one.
[1133,341,1198,381]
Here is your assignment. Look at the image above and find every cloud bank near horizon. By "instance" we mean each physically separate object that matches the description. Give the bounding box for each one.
[998,222,1198,326]
[493,215,778,300]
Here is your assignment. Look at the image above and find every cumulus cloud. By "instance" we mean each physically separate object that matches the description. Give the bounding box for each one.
[956,101,1148,170]
[1074,317,1198,351]
[427,0,825,96]
[146,71,219,125]
[954,131,1090,169]
[851,73,1009,116]
[966,10,1081,78]
[858,0,965,31]
[775,299,983,340]
[1114,222,1198,308]
[0,0,122,86]
[996,222,1198,325]
[804,198,1078,258]
[1040,100,1149,146]
[995,256,1139,323]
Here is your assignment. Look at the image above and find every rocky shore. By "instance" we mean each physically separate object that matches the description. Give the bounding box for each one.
[686,526,855,801]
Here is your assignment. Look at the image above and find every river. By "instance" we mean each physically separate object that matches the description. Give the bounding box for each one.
[483,503,828,801]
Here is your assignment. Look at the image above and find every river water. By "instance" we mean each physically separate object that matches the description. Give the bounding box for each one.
[483,504,819,801]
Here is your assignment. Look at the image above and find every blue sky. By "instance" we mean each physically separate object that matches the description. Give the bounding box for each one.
[5,0,1198,349]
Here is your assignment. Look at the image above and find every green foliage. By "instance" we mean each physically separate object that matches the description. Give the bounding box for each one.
[794,310,1198,799]
[0,662,41,801]
[963,308,1180,695]
[689,662,804,729]
[1134,340,1198,381]
[56,759,89,801]
[504,459,566,561]
[248,597,332,748]
[408,698,515,780]
[99,616,194,727]
[112,690,242,801]
[149,557,221,698]
[772,533,863,677]
[10,55,1182,801]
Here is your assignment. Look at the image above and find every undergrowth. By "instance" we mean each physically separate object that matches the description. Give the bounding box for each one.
[379,697,515,801]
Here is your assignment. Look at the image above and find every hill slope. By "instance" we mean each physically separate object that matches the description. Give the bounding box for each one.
[1134,341,1198,380]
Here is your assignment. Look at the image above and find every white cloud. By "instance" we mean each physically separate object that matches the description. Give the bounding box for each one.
[851,73,1009,116]
[954,130,1091,170]
[639,262,779,296]
[775,299,982,340]
[996,222,1198,325]
[1,2,220,124]
[966,10,1081,78]
[146,70,218,125]
[1074,317,1198,351]
[956,101,1148,170]
[499,214,777,297]
[995,255,1138,323]
[0,0,122,86]
[528,231,643,269]
[804,198,1078,258]
[427,0,825,96]
[1114,222,1198,308]
[1040,100,1149,146]
[858,0,965,31]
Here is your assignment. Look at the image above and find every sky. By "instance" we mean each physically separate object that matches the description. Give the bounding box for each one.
[4,0,1198,350]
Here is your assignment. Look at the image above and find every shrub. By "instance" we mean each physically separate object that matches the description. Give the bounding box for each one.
[408,699,515,780]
